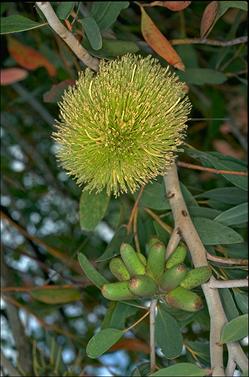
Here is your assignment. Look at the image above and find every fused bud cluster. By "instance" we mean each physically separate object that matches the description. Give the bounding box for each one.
[101,239,212,312]
[54,54,191,196]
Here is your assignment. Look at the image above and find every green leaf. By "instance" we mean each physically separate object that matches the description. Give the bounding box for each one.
[0,15,46,34]
[56,2,75,20]
[80,17,102,50]
[234,291,248,314]
[90,1,129,30]
[79,190,110,231]
[150,363,207,376]
[84,38,139,58]
[221,314,248,343]
[217,1,248,21]
[97,225,132,262]
[184,148,248,191]
[31,287,81,304]
[195,187,247,205]
[188,206,221,220]
[86,328,123,358]
[155,304,183,359]
[102,302,138,330]
[178,68,227,85]
[78,253,109,289]
[192,217,243,245]
[214,202,248,226]
[219,289,240,321]
[139,181,170,210]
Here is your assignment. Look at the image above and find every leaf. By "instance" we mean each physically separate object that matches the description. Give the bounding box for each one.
[78,253,109,289]
[86,328,123,358]
[139,181,170,210]
[150,363,207,376]
[234,291,248,314]
[152,1,191,11]
[31,286,81,304]
[220,314,248,343]
[80,16,102,50]
[43,80,75,103]
[192,217,243,245]
[200,1,248,38]
[56,2,75,20]
[219,288,240,321]
[0,15,46,34]
[0,68,28,85]
[79,190,110,231]
[7,37,57,77]
[214,202,248,226]
[155,303,183,359]
[195,187,247,205]
[102,302,138,330]
[184,148,248,191]
[188,206,221,220]
[200,1,219,38]
[90,1,129,30]
[140,6,184,71]
[178,68,227,85]
[84,38,139,58]
[97,225,132,262]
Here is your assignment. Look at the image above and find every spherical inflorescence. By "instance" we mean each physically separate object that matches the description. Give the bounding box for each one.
[53,54,191,196]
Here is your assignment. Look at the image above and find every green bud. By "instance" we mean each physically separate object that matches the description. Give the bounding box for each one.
[109,257,130,281]
[147,241,166,281]
[148,236,161,249]
[180,266,212,289]
[137,252,147,266]
[120,243,146,276]
[165,244,187,269]
[159,264,187,292]
[129,275,158,297]
[101,281,136,301]
[165,287,203,312]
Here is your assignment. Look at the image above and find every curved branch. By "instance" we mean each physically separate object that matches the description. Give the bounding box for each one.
[170,36,248,47]
[208,278,248,289]
[35,2,99,71]
[163,164,224,376]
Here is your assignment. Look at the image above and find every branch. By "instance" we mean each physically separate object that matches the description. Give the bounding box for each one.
[164,163,226,376]
[165,226,180,259]
[208,278,248,289]
[35,2,99,71]
[177,161,248,176]
[170,36,248,47]
[207,253,248,266]
[149,299,157,373]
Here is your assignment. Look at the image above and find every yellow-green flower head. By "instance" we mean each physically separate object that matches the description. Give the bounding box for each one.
[54,54,191,196]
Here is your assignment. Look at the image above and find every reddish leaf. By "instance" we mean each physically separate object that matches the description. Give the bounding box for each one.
[200,1,219,38]
[110,338,150,354]
[140,7,185,71]
[0,68,28,85]
[7,37,57,77]
[151,1,191,11]
[43,79,75,103]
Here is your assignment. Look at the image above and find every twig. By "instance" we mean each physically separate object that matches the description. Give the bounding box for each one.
[133,207,141,252]
[208,278,248,289]
[177,161,248,176]
[225,354,236,377]
[165,227,180,259]
[144,208,173,234]
[226,342,249,374]
[127,185,145,233]
[124,310,150,333]
[207,253,248,266]
[170,36,248,47]
[149,299,157,373]
[35,2,99,71]
[0,351,21,377]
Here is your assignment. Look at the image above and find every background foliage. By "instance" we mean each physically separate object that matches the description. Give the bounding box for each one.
[1,1,248,376]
